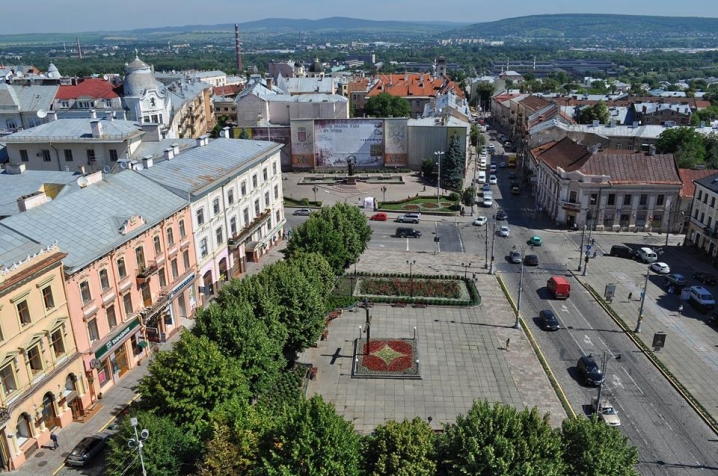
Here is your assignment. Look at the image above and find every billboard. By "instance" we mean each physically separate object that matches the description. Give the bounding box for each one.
[314,119,384,167]
[384,119,408,167]
[290,120,316,168]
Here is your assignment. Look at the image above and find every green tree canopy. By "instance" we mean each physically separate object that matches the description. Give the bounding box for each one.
[364,92,411,118]
[363,417,437,476]
[421,158,435,179]
[561,417,639,476]
[437,400,565,476]
[441,134,465,190]
[577,102,610,124]
[138,333,250,433]
[262,396,361,476]
[656,126,706,168]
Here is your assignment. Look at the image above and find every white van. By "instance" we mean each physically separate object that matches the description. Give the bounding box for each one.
[638,247,658,263]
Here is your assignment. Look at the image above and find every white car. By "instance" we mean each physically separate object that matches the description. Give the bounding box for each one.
[499,225,510,237]
[650,262,671,274]
[489,175,498,184]
[473,216,488,226]
[592,397,621,427]
[482,198,493,207]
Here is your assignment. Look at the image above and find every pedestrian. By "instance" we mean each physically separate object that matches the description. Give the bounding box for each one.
[628,292,633,300]
[505,338,511,350]
[50,432,58,450]
[678,304,684,315]
[668,285,675,295]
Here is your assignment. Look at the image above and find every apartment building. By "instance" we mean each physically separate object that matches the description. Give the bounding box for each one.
[686,172,718,255]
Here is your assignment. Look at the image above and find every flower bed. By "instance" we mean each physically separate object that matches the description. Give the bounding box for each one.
[360,277,461,299]
[353,338,420,379]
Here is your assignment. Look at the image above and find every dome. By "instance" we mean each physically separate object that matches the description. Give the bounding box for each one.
[123,56,161,97]
[46,63,61,79]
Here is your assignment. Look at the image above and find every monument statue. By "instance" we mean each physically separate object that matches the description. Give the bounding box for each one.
[347,157,356,177]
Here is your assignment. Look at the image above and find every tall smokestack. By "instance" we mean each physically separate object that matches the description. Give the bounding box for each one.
[76,37,83,59]
[235,24,243,72]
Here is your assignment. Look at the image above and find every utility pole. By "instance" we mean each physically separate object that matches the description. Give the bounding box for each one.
[635,267,650,333]
[484,219,490,268]
[490,220,497,275]
[578,224,587,271]
[435,151,444,207]
[665,201,671,249]
[128,418,149,476]
[594,351,608,417]
[515,250,525,328]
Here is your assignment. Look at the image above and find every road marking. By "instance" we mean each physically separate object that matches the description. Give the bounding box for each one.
[406,237,409,252]
[612,373,625,389]
[456,223,465,253]
[561,304,569,313]
[583,335,593,346]
[621,367,645,395]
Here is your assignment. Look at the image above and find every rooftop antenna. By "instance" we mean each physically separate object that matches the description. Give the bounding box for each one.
[76,37,83,59]
[235,24,243,72]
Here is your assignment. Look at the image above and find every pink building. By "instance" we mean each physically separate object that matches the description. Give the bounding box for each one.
[1,170,197,406]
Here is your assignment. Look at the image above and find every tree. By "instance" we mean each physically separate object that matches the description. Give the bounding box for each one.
[470,124,479,147]
[106,411,197,476]
[421,158,435,179]
[441,134,465,191]
[262,396,361,476]
[577,102,610,124]
[561,417,639,476]
[138,333,250,434]
[238,128,250,139]
[475,82,495,112]
[656,126,706,168]
[363,418,437,476]
[437,400,565,476]
[461,186,476,209]
[286,252,336,299]
[364,92,411,118]
[703,132,718,168]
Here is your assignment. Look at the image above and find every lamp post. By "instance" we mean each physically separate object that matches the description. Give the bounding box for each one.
[407,260,416,297]
[484,218,490,269]
[516,249,525,329]
[635,267,650,333]
[664,200,672,249]
[381,186,387,203]
[435,150,444,206]
[490,220,497,275]
[578,224,586,271]
[350,258,360,297]
[312,186,318,204]
[462,262,472,280]
[128,417,149,476]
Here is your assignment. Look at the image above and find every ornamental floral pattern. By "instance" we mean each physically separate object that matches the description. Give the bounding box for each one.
[354,338,420,379]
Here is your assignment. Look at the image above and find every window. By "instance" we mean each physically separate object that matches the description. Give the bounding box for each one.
[96,269,109,291]
[20,150,28,162]
[276,210,281,225]
[86,149,96,163]
[213,198,220,215]
[27,345,43,374]
[200,238,208,258]
[17,300,31,326]
[698,190,703,201]
[709,217,713,228]
[712,197,716,208]
[272,162,277,176]
[158,267,167,288]
[171,259,179,279]
[64,149,73,162]
[153,236,162,255]
[88,318,100,343]
[254,199,260,216]
[569,191,577,203]
[216,226,224,245]
[228,189,235,205]
[106,304,117,329]
[656,194,665,206]
[123,293,133,316]
[252,174,258,188]
[50,329,66,357]
[135,246,146,271]
[264,192,270,208]
[42,286,55,310]
[182,250,190,270]
[241,181,247,196]
[110,149,118,162]
[243,208,250,225]
[41,150,51,162]
[230,216,237,235]
[639,194,648,206]
[0,364,17,395]
[79,281,92,304]
[179,220,186,238]
[274,184,279,200]
[623,194,632,206]
[607,193,616,206]
[167,227,174,246]
[263,168,268,181]
[196,208,205,226]
[117,258,127,279]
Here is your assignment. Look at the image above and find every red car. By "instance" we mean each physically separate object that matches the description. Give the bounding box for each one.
[370,212,388,221]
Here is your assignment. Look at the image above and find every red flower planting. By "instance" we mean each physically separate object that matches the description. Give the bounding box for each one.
[357,339,417,375]
[359,278,461,299]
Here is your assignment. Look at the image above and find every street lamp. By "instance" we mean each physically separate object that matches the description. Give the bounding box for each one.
[128,417,149,476]
[381,186,387,204]
[462,262,472,280]
[516,248,525,329]
[407,260,416,297]
[489,220,497,275]
[435,150,445,206]
[484,218,490,269]
[635,266,650,333]
[312,186,318,204]
[350,258,360,297]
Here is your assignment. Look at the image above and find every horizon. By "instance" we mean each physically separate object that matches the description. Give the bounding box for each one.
[4,1,718,36]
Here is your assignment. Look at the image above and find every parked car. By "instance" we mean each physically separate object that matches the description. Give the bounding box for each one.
[396,213,420,224]
[509,250,522,264]
[65,435,107,467]
[482,197,494,207]
[369,212,388,221]
[508,172,517,179]
[293,208,311,216]
[610,245,635,259]
[395,227,422,238]
[499,225,510,237]
[523,254,539,266]
[499,161,507,168]
[473,216,488,226]
[482,183,491,192]
[650,262,671,274]
[592,397,621,426]
[528,236,542,246]
[489,175,498,184]
[665,274,688,288]
[539,309,560,331]
[689,285,716,309]
[693,272,718,285]
[638,247,658,263]
[496,210,508,220]
[577,354,605,386]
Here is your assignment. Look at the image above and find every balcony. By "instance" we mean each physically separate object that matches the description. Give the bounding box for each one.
[0,406,9,425]
[560,200,581,212]
[136,261,160,284]
[230,209,272,245]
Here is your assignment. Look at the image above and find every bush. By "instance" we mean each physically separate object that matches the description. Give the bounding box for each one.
[448,192,460,201]
[300,197,309,206]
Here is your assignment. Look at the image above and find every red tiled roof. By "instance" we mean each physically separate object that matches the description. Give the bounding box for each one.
[348,78,370,93]
[56,78,120,100]
[678,168,718,198]
[519,95,550,113]
[213,84,243,97]
[366,73,464,99]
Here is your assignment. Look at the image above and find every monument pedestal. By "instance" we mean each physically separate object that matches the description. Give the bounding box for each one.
[346,176,357,185]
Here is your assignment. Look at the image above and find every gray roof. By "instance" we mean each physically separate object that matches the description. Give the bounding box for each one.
[130,138,197,161]
[0,170,188,273]
[695,172,718,193]
[0,169,80,218]
[192,71,226,79]
[0,143,7,164]
[0,225,44,271]
[138,138,282,199]
[167,81,211,110]
[2,118,143,142]
[0,84,58,112]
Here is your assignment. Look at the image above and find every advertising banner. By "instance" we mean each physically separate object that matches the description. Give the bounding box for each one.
[314,119,384,167]
[290,120,315,168]
[383,119,408,167]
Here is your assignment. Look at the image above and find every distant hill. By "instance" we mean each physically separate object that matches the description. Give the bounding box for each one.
[449,14,718,42]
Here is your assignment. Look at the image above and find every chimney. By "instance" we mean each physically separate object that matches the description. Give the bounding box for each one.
[17,191,48,212]
[649,144,656,156]
[47,111,57,121]
[266,77,272,90]
[78,165,86,175]
[90,120,103,138]
[221,126,230,138]
[90,109,97,119]
[145,154,156,167]
[5,163,26,175]
[171,143,180,155]
[196,137,204,148]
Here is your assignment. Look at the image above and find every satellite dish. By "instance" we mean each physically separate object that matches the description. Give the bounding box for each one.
[103,74,109,81]
[102,165,111,174]
[37,109,47,118]
[77,176,89,188]
[119,161,127,170]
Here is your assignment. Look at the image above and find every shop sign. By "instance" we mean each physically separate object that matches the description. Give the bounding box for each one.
[95,317,140,360]
[170,272,195,298]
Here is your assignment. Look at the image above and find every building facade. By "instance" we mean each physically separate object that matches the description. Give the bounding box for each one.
[686,173,718,255]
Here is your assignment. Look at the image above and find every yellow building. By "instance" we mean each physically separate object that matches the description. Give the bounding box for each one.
[0,232,86,471]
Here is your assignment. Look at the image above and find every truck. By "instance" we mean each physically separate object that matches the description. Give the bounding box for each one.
[547,276,571,299]
[592,397,621,426]
[508,155,517,168]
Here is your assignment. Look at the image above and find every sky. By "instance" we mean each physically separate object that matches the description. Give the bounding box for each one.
[5,0,718,35]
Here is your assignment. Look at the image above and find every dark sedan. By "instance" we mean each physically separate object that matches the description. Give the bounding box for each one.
[523,254,539,266]
[539,309,560,331]
[694,272,717,285]
[496,210,508,221]
[65,435,107,467]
